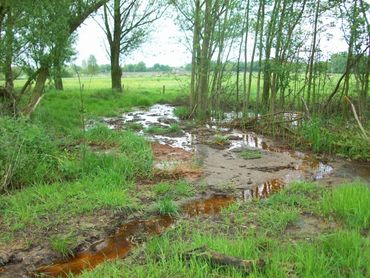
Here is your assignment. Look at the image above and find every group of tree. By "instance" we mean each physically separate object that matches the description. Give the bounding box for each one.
[172,0,369,120]
[0,0,167,115]
[1,0,369,122]
[0,0,108,115]
[123,62,172,72]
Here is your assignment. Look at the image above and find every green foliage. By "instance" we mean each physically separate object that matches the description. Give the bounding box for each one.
[156,197,178,215]
[144,124,182,135]
[153,181,195,199]
[0,171,135,231]
[174,106,190,119]
[50,233,76,257]
[299,117,369,161]
[0,117,61,189]
[211,134,229,146]
[322,182,370,229]
[257,206,299,233]
[87,55,99,76]
[239,149,262,159]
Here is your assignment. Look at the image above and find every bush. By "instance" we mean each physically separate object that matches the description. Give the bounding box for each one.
[0,117,61,190]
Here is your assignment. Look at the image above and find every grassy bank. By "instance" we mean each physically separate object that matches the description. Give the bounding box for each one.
[78,182,370,278]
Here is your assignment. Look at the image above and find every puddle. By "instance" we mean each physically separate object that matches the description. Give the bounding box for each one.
[241,179,285,201]
[34,215,174,277]
[300,157,334,180]
[182,195,235,217]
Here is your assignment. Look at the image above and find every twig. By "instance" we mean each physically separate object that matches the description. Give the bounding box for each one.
[344,96,369,140]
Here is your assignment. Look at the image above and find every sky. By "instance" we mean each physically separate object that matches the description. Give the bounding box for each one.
[75,9,350,68]
[75,15,191,67]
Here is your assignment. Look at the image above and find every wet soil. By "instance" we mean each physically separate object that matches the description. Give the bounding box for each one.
[32,195,236,277]
[1,104,368,277]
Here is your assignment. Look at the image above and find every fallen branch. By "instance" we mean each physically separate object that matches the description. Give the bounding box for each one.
[344,96,369,140]
[183,246,265,273]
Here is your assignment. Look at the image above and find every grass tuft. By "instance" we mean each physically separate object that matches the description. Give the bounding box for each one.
[322,182,370,229]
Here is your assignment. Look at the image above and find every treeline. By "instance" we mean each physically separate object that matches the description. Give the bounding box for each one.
[183,52,358,74]
[172,0,369,120]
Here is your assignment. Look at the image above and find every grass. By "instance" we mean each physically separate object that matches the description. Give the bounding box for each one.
[298,116,370,161]
[156,197,178,215]
[144,124,182,135]
[211,134,229,146]
[174,106,190,119]
[239,149,262,159]
[0,171,136,231]
[49,233,77,258]
[153,181,195,199]
[322,182,370,229]
[79,181,370,278]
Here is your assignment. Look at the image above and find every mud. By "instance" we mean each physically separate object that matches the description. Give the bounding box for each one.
[286,213,338,240]
[33,195,238,277]
[149,142,202,182]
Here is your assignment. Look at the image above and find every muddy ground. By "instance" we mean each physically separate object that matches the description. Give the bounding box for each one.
[0,104,369,277]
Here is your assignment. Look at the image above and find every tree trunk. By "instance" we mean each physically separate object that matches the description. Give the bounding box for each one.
[23,66,49,116]
[109,0,123,92]
[256,0,265,115]
[262,0,280,108]
[190,0,201,110]
[54,64,64,91]
[247,0,262,116]
[4,8,14,93]
[197,0,212,119]
[243,0,250,115]
[307,0,320,109]
[111,45,122,92]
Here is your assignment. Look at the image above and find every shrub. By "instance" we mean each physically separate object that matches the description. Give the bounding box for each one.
[0,117,61,190]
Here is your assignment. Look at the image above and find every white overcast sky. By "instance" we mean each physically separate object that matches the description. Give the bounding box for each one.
[75,10,350,67]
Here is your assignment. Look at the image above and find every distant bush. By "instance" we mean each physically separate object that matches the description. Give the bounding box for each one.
[0,117,61,190]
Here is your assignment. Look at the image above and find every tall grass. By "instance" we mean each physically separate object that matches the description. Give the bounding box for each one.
[0,117,61,190]
[322,182,370,229]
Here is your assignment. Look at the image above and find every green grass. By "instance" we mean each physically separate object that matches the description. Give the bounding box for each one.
[79,181,370,278]
[49,233,77,258]
[322,182,370,229]
[156,197,178,215]
[298,117,369,161]
[211,134,229,146]
[239,149,262,159]
[0,171,136,231]
[29,75,188,138]
[153,181,195,199]
[174,106,190,119]
[0,117,62,190]
[144,124,183,135]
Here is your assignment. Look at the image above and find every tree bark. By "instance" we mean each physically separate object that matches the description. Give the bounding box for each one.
[247,0,262,116]
[54,64,64,91]
[307,0,320,109]
[197,0,212,118]
[243,0,250,115]
[22,66,49,116]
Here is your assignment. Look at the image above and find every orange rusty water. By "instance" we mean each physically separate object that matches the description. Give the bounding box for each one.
[34,196,235,277]
[34,215,174,277]
[242,179,285,201]
[182,195,236,217]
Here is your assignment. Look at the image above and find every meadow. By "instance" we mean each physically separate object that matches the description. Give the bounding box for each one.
[0,73,368,277]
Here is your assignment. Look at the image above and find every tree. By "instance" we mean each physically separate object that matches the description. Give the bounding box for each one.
[87,54,99,75]
[0,0,108,115]
[102,0,166,92]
